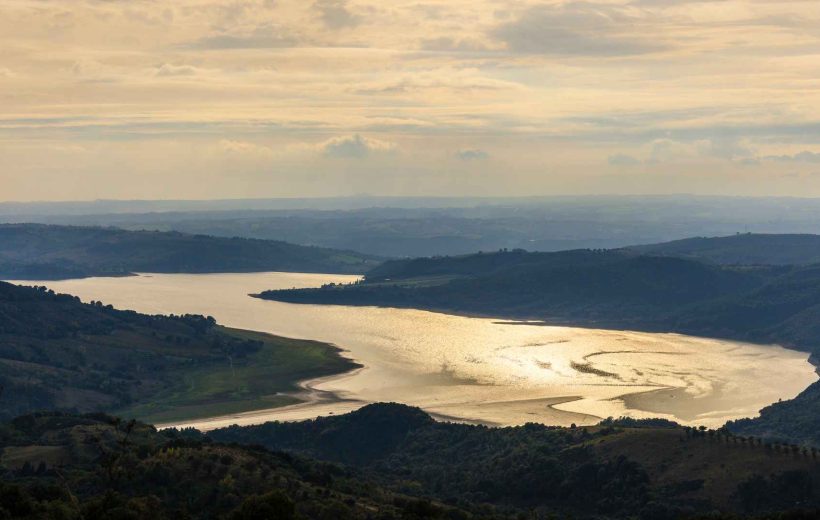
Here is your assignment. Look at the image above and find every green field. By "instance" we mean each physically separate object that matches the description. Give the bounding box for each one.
[114,327,360,424]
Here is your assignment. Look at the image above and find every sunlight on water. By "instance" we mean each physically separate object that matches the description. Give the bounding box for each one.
[24,272,818,430]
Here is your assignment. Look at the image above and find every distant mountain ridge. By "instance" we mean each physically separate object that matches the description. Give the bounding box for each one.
[627,233,820,266]
[0,223,380,279]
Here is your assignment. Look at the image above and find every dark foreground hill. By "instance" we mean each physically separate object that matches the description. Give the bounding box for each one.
[0,281,357,423]
[0,224,380,279]
[0,411,483,520]
[207,403,820,518]
[627,233,820,266]
[3,406,820,519]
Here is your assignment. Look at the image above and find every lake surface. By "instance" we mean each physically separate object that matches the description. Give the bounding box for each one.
[25,272,818,430]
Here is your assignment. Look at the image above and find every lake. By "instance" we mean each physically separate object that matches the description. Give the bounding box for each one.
[25,272,818,430]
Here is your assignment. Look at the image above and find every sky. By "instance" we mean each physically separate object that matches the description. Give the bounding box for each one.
[2,0,820,201]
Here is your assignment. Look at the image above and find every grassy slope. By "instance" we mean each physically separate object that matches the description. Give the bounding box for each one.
[116,327,358,424]
[0,223,380,279]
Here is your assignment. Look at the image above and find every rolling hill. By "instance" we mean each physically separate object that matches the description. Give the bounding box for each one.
[0,224,380,280]
[258,247,820,355]
[0,281,358,422]
[208,403,820,517]
[3,404,820,519]
[627,233,820,266]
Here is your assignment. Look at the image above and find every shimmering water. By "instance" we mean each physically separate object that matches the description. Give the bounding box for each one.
[24,272,818,430]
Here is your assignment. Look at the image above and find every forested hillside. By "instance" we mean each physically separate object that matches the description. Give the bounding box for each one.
[0,281,357,423]
[208,403,820,518]
[259,248,820,356]
[0,224,380,279]
[728,380,820,447]
[0,412,481,519]
[627,233,820,266]
[3,406,820,519]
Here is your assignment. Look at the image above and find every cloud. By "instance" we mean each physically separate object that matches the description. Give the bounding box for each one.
[155,64,199,77]
[219,139,276,157]
[353,72,518,95]
[492,3,667,56]
[456,148,489,161]
[320,134,397,158]
[420,37,491,53]
[645,137,757,164]
[763,151,820,163]
[186,24,299,50]
[608,154,641,166]
[314,0,360,29]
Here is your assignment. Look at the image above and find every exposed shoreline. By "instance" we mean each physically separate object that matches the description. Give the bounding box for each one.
[27,273,816,432]
[255,294,820,373]
[158,304,819,432]
[156,364,368,432]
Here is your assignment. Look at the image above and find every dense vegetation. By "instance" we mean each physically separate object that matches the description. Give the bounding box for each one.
[628,234,820,266]
[0,281,358,423]
[207,403,820,518]
[3,406,820,519]
[0,412,485,519]
[0,224,380,279]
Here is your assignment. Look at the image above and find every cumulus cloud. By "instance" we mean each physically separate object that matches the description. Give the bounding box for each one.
[320,134,397,158]
[492,3,666,56]
[314,0,360,29]
[456,148,489,161]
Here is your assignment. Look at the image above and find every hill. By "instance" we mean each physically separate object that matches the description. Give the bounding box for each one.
[258,248,820,354]
[3,406,820,519]
[0,281,358,423]
[627,233,820,266]
[728,381,820,448]
[0,224,380,279]
[258,249,783,333]
[207,403,820,518]
[0,411,481,519]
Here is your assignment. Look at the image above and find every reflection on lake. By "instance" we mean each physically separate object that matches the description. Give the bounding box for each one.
[26,272,818,430]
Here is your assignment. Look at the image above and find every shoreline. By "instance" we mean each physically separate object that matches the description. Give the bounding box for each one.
[255,294,820,371]
[23,273,815,431]
[155,364,368,432]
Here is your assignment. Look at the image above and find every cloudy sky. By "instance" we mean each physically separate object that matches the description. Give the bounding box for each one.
[2,0,820,201]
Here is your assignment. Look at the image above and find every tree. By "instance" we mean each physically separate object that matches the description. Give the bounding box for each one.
[229,490,296,520]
